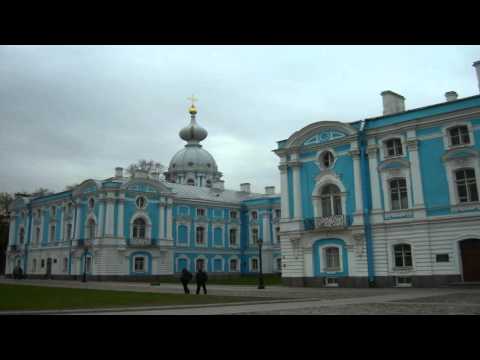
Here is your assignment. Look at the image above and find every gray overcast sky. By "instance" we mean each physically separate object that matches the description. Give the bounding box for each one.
[1,45,479,195]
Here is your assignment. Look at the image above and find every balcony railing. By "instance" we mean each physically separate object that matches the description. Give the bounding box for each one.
[304,215,348,230]
[129,238,153,247]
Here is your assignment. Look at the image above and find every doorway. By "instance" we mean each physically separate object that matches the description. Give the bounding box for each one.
[460,239,480,282]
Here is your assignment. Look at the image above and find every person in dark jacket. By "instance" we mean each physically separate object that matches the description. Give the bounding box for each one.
[195,267,208,295]
[13,263,23,280]
[180,268,193,294]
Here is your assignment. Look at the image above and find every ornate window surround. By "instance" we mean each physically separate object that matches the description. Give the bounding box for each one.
[378,158,413,213]
[229,256,240,272]
[442,121,476,150]
[312,172,347,218]
[176,223,189,246]
[378,133,406,162]
[228,226,239,248]
[176,255,190,272]
[316,147,338,171]
[213,226,224,248]
[194,255,208,271]
[442,148,480,208]
[85,214,98,240]
[129,212,152,241]
[250,256,259,272]
[319,244,344,274]
[195,225,207,247]
[212,255,224,272]
[389,241,416,274]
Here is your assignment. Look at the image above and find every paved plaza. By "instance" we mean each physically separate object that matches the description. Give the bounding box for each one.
[1,278,480,315]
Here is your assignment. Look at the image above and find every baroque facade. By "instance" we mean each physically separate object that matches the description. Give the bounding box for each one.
[6,60,480,287]
[5,103,281,280]
[275,60,480,287]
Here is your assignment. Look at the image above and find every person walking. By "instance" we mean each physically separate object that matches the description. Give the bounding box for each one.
[180,268,193,294]
[13,263,23,280]
[195,266,208,295]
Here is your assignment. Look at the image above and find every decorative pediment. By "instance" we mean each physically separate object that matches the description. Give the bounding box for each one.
[303,129,347,146]
[442,147,480,163]
[72,179,101,197]
[121,178,172,195]
[377,158,411,172]
[285,121,357,149]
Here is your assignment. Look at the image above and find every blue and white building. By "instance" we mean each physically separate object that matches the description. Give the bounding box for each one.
[5,103,282,280]
[275,60,480,287]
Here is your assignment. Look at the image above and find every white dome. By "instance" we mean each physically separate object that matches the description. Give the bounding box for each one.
[169,146,218,174]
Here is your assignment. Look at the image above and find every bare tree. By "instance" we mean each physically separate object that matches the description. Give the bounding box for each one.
[31,188,53,197]
[0,193,13,217]
[126,160,164,178]
[65,183,79,191]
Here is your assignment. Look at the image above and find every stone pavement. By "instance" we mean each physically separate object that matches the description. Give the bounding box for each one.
[2,278,480,315]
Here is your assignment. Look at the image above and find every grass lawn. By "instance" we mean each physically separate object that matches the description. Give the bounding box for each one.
[0,284,262,311]
[151,274,283,286]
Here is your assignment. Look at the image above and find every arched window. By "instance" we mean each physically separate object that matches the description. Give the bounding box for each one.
[213,258,222,272]
[88,198,95,209]
[178,224,188,244]
[196,226,205,245]
[206,180,212,188]
[214,227,223,246]
[389,178,408,210]
[251,228,259,244]
[394,244,413,268]
[230,259,238,272]
[324,247,340,270]
[196,258,205,271]
[87,219,96,240]
[187,179,195,186]
[35,227,40,244]
[19,228,24,245]
[133,218,146,239]
[251,211,258,220]
[321,185,342,217]
[384,138,403,157]
[455,168,479,203]
[449,125,470,146]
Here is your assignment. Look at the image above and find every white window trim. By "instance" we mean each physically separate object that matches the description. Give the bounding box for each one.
[250,210,259,222]
[389,241,416,273]
[319,244,343,273]
[444,155,480,207]
[195,225,207,247]
[88,197,95,210]
[380,168,413,213]
[176,222,190,246]
[49,224,56,243]
[379,134,406,162]
[212,256,224,272]
[250,226,259,246]
[312,174,347,218]
[196,207,207,217]
[228,226,239,248]
[133,255,147,273]
[135,195,148,210]
[442,121,476,150]
[194,256,208,271]
[250,256,259,272]
[129,213,152,242]
[274,256,282,272]
[229,256,240,272]
[316,147,338,171]
[85,214,98,240]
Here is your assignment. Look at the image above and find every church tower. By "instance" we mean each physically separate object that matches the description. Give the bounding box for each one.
[164,98,222,187]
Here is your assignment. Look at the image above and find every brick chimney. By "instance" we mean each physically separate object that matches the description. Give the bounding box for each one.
[381,90,405,115]
[240,183,251,193]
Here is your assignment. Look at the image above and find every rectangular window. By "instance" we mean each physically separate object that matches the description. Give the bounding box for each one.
[450,126,470,146]
[196,227,205,245]
[385,139,403,157]
[455,169,479,203]
[436,254,450,263]
[66,223,72,240]
[229,228,237,246]
[230,211,237,219]
[63,258,68,272]
[390,179,408,210]
[394,244,412,267]
[276,227,281,243]
[251,258,258,271]
[196,208,205,217]
[50,225,56,242]
[134,257,145,272]
[85,257,92,274]
[230,259,238,272]
[251,228,258,244]
[325,247,340,270]
[275,209,281,218]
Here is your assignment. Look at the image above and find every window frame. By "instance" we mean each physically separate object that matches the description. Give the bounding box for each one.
[133,256,146,273]
[196,226,206,246]
[442,122,476,150]
[320,184,343,217]
[389,178,409,211]
[448,125,471,147]
[454,168,479,203]
[393,243,413,269]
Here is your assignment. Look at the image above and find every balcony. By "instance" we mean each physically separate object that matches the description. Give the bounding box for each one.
[129,238,154,247]
[304,215,349,231]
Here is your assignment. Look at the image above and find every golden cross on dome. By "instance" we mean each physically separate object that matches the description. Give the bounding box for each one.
[187,94,198,107]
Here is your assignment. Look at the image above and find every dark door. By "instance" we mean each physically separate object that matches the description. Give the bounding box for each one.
[46,258,52,278]
[461,239,480,282]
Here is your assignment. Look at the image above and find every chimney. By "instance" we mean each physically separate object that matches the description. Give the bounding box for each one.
[115,167,123,178]
[381,90,405,115]
[445,91,458,102]
[473,60,480,93]
[265,186,275,195]
[212,180,225,190]
[240,183,251,193]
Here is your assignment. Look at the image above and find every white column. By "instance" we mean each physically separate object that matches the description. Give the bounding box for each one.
[59,205,64,241]
[159,198,165,239]
[8,212,16,246]
[117,196,124,239]
[166,198,173,240]
[290,158,303,220]
[98,197,104,238]
[262,210,271,244]
[350,143,364,226]
[279,161,290,219]
[407,133,426,218]
[105,195,115,237]
[367,142,382,211]
[74,204,82,240]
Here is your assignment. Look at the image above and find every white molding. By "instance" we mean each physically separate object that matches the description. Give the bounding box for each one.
[378,133,407,162]
[442,120,476,150]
